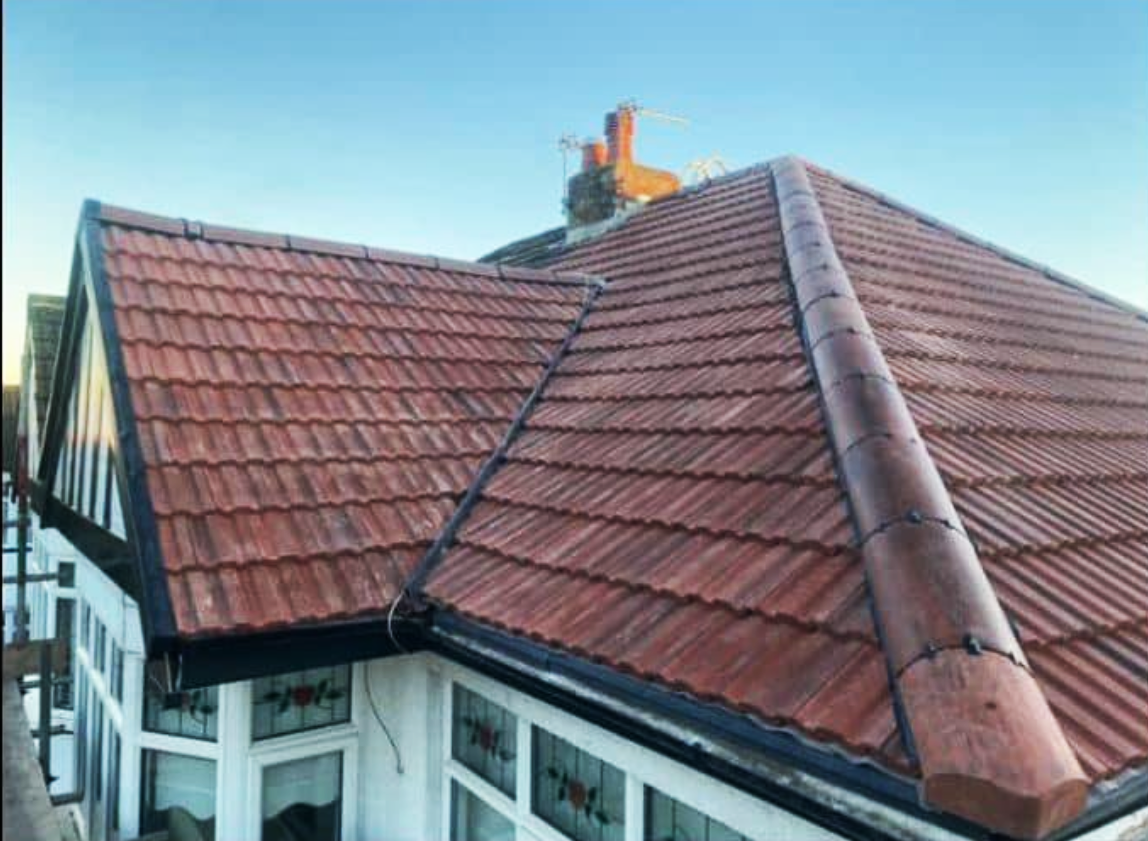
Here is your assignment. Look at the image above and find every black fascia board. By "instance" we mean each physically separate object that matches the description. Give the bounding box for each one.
[78,202,179,653]
[175,616,426,689]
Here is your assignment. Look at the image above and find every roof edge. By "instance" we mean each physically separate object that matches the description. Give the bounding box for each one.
[83,200,602,289]
[798,160,1148,323]
[770,157,1088,839]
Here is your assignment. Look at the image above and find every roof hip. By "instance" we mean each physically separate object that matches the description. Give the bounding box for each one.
[770,156,1089,840]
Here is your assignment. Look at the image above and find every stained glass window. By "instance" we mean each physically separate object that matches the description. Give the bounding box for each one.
[144,668,219,741]
[452,684,517,796]
[252,665,351,741]
[451,780,514,841]
[646,787,752,841]
[533,726,624,841]
[140,751,217,841]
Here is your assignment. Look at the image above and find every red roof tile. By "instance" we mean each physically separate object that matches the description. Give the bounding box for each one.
[809,164,1148,787]
[427,158,1144,836]
[92,208,592,638]
[424,168,901,766]
[65,150,1145,838]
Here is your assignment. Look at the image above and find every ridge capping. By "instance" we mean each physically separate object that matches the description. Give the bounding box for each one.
[770,156,1088,840]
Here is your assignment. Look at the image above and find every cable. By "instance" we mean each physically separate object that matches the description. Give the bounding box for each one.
[385,587,409,655]
[365,662,404,775]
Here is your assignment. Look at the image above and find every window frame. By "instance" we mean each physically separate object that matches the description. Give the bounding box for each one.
[245,729,360,841]
[440,663,790,841]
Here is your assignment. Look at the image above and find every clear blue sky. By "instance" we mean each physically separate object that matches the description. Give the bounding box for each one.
[4,0,1147,383]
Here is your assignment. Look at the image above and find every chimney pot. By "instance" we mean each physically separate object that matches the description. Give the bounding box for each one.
[582,140,608,171]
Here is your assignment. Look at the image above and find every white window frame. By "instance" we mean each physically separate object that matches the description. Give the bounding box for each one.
[439,659,823,841]
[245,725,360,841]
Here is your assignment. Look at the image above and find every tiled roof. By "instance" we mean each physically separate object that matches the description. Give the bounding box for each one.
[89,206,593,638]
[427,168,904,767]
[58,152,1146,837]
[24,295,66,438]
[433,159,1147,835]
[806,164,1148,785]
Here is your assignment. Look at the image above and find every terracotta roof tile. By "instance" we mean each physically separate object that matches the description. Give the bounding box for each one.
[426,168,897,768]
[90,204,590,639]
[809,164,1148,792]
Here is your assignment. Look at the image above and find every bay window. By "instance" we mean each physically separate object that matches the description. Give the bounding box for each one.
[445,675,765,841]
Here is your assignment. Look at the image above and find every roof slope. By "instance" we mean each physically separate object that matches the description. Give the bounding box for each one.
[427,168,906,767]
[450,160,1148,835]
[88,206,592,638]
[806,164,1148,784]
[24,295,66,438]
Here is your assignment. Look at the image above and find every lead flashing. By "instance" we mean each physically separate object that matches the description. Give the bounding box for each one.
[771,157,1088,839]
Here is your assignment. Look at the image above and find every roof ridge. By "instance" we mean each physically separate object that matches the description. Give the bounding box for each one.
[799,161,1148,323]
[770,156,1088,839]
[84,199,602,290]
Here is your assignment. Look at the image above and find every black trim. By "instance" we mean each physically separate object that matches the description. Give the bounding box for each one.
[42,496,130,566]
[406,279,605,596]
[176,617,425,688]
[80,202,179,652]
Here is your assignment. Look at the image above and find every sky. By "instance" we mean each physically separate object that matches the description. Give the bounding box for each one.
[4,0,1147,384]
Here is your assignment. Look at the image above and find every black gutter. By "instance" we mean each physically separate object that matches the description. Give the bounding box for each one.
[80,201,179,653]
[176,616,426,688]
[404,277,606,596]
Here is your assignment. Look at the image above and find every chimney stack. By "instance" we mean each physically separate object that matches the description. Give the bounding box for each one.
[606,107,635,164]
[565,103,681,239]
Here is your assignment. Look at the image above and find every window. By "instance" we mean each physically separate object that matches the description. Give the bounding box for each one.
[452,683,517,796]
[93,620,106,673]
[57,561,76,589]
[92,712,104,802]
[110,643,123,703]
[451,780,514,841]
[533,727,624,841]
[261,752,342,841]
[79,602,89,650]
[108,731,121,835]
[144,672,219,741]
[75,670,88,791]
[53,598,74,709]
[646,788,751,841]
[140,751,216,841]
[252,665,351,741]
[445,678,766,841]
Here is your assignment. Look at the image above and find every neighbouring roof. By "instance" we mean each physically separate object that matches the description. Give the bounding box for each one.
[2,385,19,477]
[39,157,1148,840]
[23,294,66,437]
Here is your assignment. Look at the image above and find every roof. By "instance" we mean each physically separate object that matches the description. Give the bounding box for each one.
[73,204,595,639]
[436,160,1146,836]
[40,156,1147,839]
[23,295,66,438]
